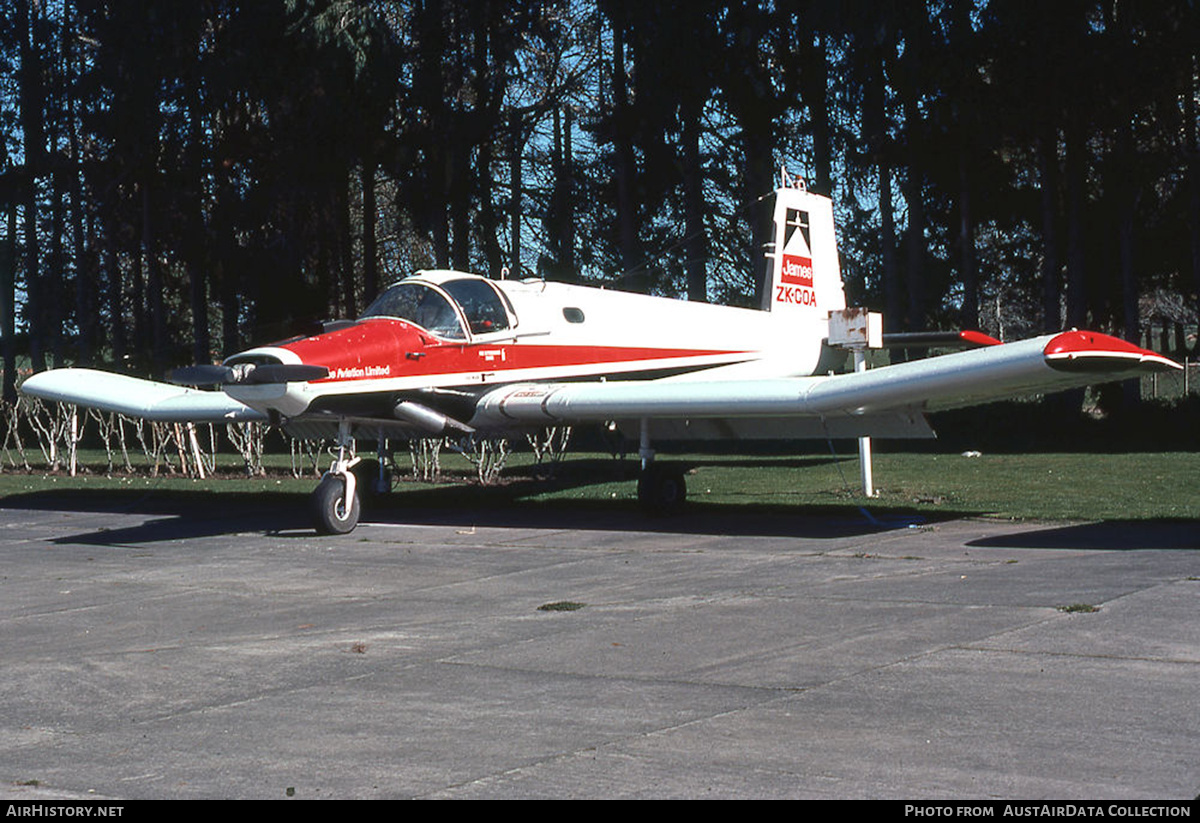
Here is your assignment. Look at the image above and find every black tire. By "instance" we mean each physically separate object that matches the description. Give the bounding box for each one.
[637,465,687,515]
[352,458,392,499]
[312,474,361,535]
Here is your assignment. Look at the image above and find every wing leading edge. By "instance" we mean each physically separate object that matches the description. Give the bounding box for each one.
[19,368,267,423]
[468,331,1180,439]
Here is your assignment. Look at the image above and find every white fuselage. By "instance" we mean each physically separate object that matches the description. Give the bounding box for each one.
[223,271,831,420]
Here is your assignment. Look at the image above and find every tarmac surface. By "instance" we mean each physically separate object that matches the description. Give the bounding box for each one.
[0,489,1197,800]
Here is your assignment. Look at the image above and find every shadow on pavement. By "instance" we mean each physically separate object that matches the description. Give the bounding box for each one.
[967,520,1200,551]
[2,485,942,544]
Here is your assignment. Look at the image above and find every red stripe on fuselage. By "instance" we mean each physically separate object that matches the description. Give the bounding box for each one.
[277,318,752,383]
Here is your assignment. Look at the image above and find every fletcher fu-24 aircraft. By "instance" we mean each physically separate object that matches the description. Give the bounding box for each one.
[21,173,1181,534]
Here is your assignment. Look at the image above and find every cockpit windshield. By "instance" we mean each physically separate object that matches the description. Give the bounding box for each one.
[360,282,465,339]
[360,277,514,338]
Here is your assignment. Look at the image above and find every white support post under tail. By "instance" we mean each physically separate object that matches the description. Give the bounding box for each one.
[854,349,874,498]
[828,308,883,499]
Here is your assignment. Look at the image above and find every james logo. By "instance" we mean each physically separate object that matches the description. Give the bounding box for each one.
[781,254,813,287]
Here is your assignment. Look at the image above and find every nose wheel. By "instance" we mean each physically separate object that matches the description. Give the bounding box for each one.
[312,419,362,535]
[312,472,361,534]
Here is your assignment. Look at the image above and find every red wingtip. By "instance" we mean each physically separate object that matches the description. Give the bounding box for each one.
[1044,330,1182,373]
[959,330,1003,347]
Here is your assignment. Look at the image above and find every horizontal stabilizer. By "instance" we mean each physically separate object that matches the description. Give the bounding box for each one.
[20,368,267,423]
[880,330,1002,348]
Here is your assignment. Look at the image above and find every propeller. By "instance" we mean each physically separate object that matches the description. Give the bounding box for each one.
[168,363,329,386]
[168,365,236,385]
[247,364,330,384]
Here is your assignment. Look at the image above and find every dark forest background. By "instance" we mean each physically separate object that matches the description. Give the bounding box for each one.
[2,0,1198,404]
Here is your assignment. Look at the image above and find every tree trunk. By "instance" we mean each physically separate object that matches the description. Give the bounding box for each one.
[1187,54,1200,355]
[143,179,167,375]
[19,0,45,371]
[2,156,15,401]
[1065,111,1088,329]
[449,134,471,272]
[104,226,125,368]
[338,174,357,319]
[47,152,65,367]
[447,22,470,273]
[509,118,523,277]
[560,107,574,278]
[1039,125,1062,333]
[476,137,503,277]
[681,103,708,302]
[958,152,977,331]
[1116,115,1140,408]
[362,156,379,302]
[213,164,239,358]
[612,24,639,284]
[864,47,901,333]
[68,45,96,366]
[901,80,925,333]
[801,35,832,196]
[185,69,210,366]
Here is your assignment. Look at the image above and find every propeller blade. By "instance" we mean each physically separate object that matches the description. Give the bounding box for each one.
[168,363,328,386]
[168,365,237,385]
[245,364,330,384]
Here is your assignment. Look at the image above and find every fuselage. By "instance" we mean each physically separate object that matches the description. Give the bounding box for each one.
[222,270,827,422]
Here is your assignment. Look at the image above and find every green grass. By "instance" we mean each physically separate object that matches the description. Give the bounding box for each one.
[483,451,1200,521]
[1056,603,1101,613]
[537,601,587,612]
[1,449,1198,522]
[841,452,1200,521]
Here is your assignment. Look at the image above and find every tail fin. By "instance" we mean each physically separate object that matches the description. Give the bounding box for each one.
[762,171,847,318]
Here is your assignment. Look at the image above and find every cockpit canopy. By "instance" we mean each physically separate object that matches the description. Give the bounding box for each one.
[360,276,514,339]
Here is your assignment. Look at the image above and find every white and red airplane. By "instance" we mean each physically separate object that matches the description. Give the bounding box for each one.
[21,174,1181,534]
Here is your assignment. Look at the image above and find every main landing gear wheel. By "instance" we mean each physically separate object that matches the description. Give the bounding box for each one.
[353,457,393,499]
[637,465,687,515]
[312,474,361,535]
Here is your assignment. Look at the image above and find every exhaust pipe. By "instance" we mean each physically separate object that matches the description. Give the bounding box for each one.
[393,400,474,435]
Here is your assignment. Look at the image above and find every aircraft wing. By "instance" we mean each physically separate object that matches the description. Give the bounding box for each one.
[19,331,1178,440]
[19,368,267,423]
[468,331,1181,439]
